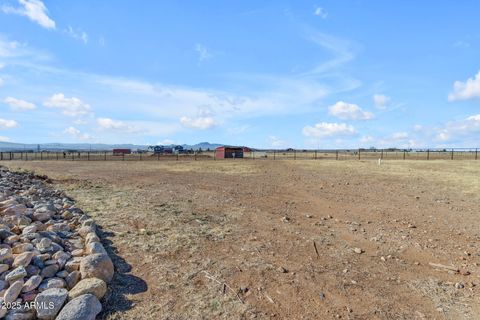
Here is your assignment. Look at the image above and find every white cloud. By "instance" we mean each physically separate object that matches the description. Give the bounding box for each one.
[180,116,216,130]
[43,93,92,117]
[194,44,212,62]
[360,135,374,143]
[267,135,286,148]
[436,114,480,142]
[392,132,408,140]
[2,0,55,29]
[4,97,36,111]
[157,139,174,145]
[448,71,480,101]
[328,101,374,120]
[0,136,11,142]
[302,122,356,138]
[63,126,92,141]
[413,124,423,132]
[97,118,129,130]
[0,38,20,58]
[373,94,390,109]
[305,31,356,74]
[65,26,88,44]
[96,118,141,134]
[0,118,19,129]
[314,7,327,18]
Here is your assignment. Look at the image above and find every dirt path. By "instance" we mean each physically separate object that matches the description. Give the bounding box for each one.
[3,160,479,319]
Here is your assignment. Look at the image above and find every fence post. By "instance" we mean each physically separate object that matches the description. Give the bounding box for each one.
[40,152,43,161]
[427,149,430,160]
[104,152,107,161]
[88,152,90,161]
[451,149,454,160]
[476,148,478,160]
[358,149,361,160]
[122,153,125,161]
[294,150,296,160]
[176,153,178,161]
[403,150,406,160]
[194,151,197,161]
[213,150,216,160]
[314,150,317,160]
[381,149,384,160]
[1,152,3,161]
[72,153,74,161]
[336,150,339,160]
[273,150,276,160]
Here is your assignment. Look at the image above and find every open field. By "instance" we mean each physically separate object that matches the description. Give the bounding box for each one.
[1,148,479,162]
[2,160,480,319]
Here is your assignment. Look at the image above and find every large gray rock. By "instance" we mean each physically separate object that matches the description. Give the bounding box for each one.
[5,266,27,281]
[22,275,43,293]
[13,251,34,267]
[68,277,107,300]
[80,254,114,283]
[0,247,12,262]
[55,294,102,320]
[34,288,68,319]
[3,280,24,304]
[85,242,107,255]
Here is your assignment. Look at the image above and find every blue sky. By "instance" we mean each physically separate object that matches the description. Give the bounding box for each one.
[0,0,479,148]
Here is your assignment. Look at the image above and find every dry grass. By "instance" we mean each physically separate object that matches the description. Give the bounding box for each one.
[294,160,480,195]
[1,159,479,319]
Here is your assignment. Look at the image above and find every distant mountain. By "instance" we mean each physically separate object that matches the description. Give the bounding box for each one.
[0,141,224,151]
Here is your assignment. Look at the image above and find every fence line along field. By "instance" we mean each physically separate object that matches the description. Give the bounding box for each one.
[1,159,479,319]
[0,147,479,162]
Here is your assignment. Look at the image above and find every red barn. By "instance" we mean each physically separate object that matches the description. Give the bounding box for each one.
[215,146,246,159]
[113,148,131,155]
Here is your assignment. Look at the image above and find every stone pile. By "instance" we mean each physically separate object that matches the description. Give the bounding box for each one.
[0,167,114,319]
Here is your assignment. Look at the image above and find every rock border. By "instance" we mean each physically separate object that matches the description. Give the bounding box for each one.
[0,166,114,319]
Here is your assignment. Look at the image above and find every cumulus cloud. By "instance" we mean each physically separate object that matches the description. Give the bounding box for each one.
[180,116,216,130]
[302,122,356,138]
[328,101,374,120]
[2,0,55,29]
[4,97,36,111]
[314,7,327,18]
[194,44,212,62]
[0,136,11,142]
[65,26,88,44]
[448,71,480,101]
[43,93,91,117]
[96,117,140,133]
[63,126,92,141]
[373,94,390,109]
[436,114,480,141]
[0,118,19,129]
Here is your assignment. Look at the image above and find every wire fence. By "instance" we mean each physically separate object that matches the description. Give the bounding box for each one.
[0,148,478,162]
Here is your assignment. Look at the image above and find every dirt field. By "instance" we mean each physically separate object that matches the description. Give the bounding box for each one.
[2,160,480,319]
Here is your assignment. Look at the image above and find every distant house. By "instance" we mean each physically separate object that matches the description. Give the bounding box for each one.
[113,148,131,155]
[215,146,248,159]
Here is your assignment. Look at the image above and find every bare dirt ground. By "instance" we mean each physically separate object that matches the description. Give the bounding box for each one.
[3,160,480,320]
